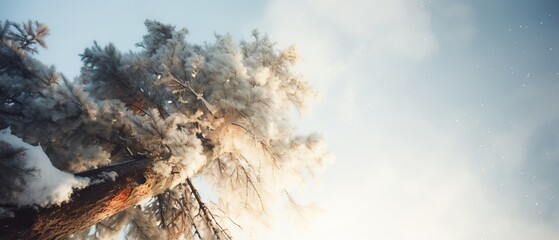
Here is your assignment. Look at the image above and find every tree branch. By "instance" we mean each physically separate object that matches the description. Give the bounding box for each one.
[0,157,174,240]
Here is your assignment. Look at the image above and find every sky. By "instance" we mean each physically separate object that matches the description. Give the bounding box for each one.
[2,0,559,239]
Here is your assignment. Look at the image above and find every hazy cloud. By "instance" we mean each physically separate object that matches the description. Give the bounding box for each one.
[262,0,559,239]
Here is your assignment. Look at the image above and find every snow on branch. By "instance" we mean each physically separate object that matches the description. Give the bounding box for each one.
[0,128,90,210]
[0,19,332,239]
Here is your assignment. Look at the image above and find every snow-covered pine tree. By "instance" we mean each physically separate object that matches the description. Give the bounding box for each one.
[0,20,330,239]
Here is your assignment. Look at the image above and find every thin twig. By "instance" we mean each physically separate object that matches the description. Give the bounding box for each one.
[162,65,217,115]
[157,194,167,228]
[186,178,232,240]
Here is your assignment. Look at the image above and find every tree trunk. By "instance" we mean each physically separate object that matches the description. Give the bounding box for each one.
[0,157,170,240]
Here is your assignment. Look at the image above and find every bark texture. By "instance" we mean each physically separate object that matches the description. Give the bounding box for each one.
[0,157,171,240]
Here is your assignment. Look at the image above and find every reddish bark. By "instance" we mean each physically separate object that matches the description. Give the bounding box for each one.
[0,157,168,240]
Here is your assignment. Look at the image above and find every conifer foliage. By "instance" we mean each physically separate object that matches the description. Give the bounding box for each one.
[0,20,330,239]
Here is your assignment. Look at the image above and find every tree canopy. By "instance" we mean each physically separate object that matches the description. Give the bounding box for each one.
[0,20,330,239]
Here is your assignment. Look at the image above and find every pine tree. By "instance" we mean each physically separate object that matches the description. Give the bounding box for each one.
[0,20,330,239]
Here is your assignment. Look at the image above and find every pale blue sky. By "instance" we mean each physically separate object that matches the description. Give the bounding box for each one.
[2,0,559,239]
